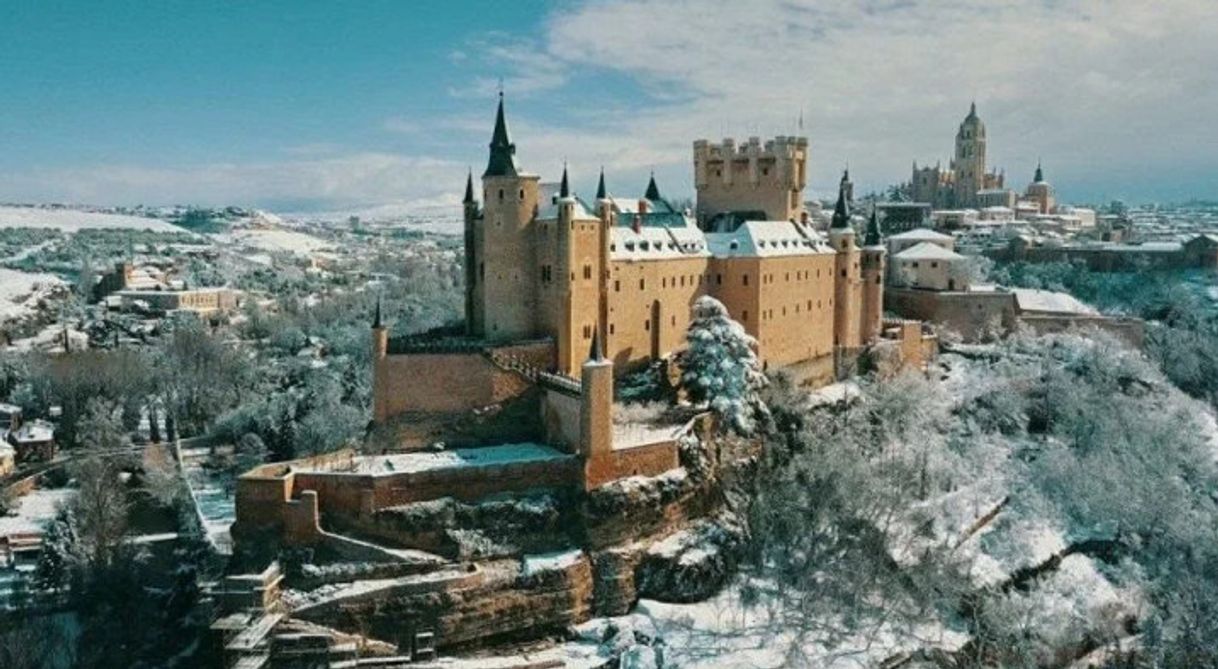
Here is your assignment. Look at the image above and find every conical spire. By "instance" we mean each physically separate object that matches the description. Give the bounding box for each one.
[1034,160,1044,183]
[967,100,977,119]
[372,294,382,329]
[643,173,662,202]
[865,206,882,246]
[559,163,570,198]
[588,327,604,362]
[841,166,850,184]
[463,169,475,204]
[484,92,520,178]
[831,178,851,229]
[596,167,607,200]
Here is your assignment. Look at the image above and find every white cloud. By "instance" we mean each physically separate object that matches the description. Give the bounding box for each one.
[480,0,1218,202]
[0,152,465,211]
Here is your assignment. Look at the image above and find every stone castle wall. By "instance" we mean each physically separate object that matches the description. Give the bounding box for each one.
[373,340,554,422]
[886,287,1017,341]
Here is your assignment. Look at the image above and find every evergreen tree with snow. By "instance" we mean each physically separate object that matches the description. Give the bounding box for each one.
[680,296,768,434]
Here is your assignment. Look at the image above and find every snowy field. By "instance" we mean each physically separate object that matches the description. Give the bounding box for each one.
[0,205,184,233]
[0,487,75,537]
[0,268,66,324]
[217,228,331,255]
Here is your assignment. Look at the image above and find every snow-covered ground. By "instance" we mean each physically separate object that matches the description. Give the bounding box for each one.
[217,228,331,255]
[0,268,65,324]
[179,446,235,555]
[345,443,570,476]
[0,487,75,538]
[0,205,184,233]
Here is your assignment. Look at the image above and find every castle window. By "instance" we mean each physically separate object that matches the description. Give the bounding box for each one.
[640,278,645,290]
[479,262,484,280]
[583,325,592,339]
[610,323,615,334]
[742,310,748,322]
[614,280,620,292]
[671,316,676,326]
[519,189,524,199]
[662,277,667,288]
[743,274,749,286]
[782,307,787,316]
[931,262,938,268]
[680,276,685,287]
[498,189,504,201]
[716,274,722,285]
[762,167,769,176]
[785,272,790,282]
[644,319,650,331]
[584,265,592,280]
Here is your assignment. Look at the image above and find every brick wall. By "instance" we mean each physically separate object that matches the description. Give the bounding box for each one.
[585,441,680,491]
[886,287,1016,342]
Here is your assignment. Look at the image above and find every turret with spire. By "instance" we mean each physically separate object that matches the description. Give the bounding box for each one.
[864,206,883,247]
[484,92,519,178]
[559,162,571,199]
[830,175,852,230]
[595,167,607,201]
[1034,160,1044,184]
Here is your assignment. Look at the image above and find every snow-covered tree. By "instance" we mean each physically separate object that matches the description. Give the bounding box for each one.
[680,296,767,434]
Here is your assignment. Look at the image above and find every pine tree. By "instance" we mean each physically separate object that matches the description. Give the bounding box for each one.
[680,296,768,434]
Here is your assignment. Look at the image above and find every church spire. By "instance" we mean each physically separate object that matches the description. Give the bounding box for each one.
[865,206,882,246]
[596,167,607,200]
[967,100,977,120]
[1034,160,1044,183]
[644,172,661,201]
[559,163,570,198]
[463,169,475,204]
[831,177,851,229]
[484,92,519,178]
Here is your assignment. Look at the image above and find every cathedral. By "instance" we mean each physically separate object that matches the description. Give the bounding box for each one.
[461,93,886,380]
[910,102,1009,209]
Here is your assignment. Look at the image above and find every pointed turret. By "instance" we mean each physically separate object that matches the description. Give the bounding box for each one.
[1034,161,1044,184]
[865,206,882,247]
[372,294,382,329]
[595,167,607,200]
[644,172,661,202]
[559,163,571,199]
[463,169,475,204]
[484,92,520,178]
[830,179,851,229]
[967,100,977,120]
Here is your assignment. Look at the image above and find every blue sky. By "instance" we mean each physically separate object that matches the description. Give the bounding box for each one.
[2,1,1216,211]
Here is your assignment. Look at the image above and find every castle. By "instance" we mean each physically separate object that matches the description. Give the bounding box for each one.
[452,93,885,383]
[910,102,1010,210]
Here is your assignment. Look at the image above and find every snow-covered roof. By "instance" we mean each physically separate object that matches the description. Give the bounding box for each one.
[889,228,954,241]
[0,403,20,416]
[705,221,830,258]
[1012,288,1098,316]
[7,419,54,444]
[611,217,709,260]
[893,242,965,261]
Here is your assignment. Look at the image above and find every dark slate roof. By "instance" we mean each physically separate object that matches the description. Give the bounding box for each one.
[830,180,851,229]
[483,94,520,178]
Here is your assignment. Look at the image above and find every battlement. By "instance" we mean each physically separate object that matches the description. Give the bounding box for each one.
[693,135,809,160]
[694,135,808,223]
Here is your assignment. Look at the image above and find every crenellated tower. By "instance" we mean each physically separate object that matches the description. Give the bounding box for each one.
[693,135,808,226]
